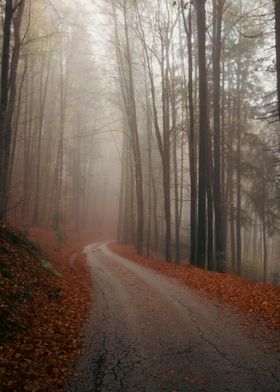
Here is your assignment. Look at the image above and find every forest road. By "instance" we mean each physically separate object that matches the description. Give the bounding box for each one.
[68,242,280,392]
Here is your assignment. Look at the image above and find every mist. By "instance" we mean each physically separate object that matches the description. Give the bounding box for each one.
[1,1,280,391]
[0,0,280,279]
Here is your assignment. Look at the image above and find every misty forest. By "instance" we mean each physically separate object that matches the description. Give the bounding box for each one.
[1,1,280,391]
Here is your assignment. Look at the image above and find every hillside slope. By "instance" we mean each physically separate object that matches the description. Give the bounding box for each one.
[0,223,91,391]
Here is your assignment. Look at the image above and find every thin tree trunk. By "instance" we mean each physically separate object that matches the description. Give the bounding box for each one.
[171,43,180,264]
[275,0,280,122]
[117,133,126,243]
[144,68,153,258]
[3,1,25,214]
[8,56,27,193]
[207,134,214,270]
[228,101,236,272]
[221,51,227,253]
[152,171,159,252]
[123,0,144,255]
[161,40,172,262]
[236,69,242,276]
[22,55,34,224]
[261,156,267,283]
[0,0,15,216]
[33,52,51,224]
[212,0,225,271]
[181,1,197,265]
[196,0,208,268]
[52,47,67,230]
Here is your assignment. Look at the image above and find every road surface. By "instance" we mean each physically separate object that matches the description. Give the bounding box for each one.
[68,242,280,392]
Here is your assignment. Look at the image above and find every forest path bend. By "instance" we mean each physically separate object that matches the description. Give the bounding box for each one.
[68,242,280,392]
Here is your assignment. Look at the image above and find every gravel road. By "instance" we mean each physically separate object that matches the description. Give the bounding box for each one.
[68,242,280,392]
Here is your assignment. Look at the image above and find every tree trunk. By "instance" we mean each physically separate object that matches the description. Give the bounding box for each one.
[171,43,180,264]
[136,9,171,261]
[123,0,144,255]
[22,55,34,224]
[144,69,153,258]
[261,156,267,283]
[3,1,25,215]
[117,132,126,243]
[8,53,27,196]
[196,0,208,268]
[221,51,227,254]
[275,0,280,122]
[152,171,159,252]
[228,99,236,272]
[206,134,214,270]
[52,47,67,230]
[181,2,197,265]
[33,52,51,224]
[236,73,242,276]
[0,0,15,216]
[212,0,225,272]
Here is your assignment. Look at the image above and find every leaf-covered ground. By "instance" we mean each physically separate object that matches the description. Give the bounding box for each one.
[109,243,280,333]
[0,224,91,391]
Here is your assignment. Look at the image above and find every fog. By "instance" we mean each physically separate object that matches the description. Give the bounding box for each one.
[1,0,280,282]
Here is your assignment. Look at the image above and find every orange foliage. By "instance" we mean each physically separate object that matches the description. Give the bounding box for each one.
[0,223,92,391]
[109,243,280,331]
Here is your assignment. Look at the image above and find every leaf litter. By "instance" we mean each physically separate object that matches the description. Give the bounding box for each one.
[109,243,280,339]
[0,224,92,391]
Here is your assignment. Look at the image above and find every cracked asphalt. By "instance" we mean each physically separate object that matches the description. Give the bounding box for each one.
[68,242,280,392]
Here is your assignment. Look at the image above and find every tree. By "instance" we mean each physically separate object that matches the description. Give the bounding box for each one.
[275,0,280,122]
[212,0,226,271]
[134,1,177,262]
[113,0,144,254]
[196,0,208,268]
[180,1,197,265]
[0,0,15,216]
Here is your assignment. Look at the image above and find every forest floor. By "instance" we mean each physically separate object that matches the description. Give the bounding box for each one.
[0,223,92,392]
[109,243,280,339]
[1,232,279,391]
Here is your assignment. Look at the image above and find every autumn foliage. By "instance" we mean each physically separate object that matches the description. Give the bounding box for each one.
[109,243,280,331]
[0,223,91,391]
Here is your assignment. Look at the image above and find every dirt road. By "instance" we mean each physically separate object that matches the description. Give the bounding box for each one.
[68,242,280,392]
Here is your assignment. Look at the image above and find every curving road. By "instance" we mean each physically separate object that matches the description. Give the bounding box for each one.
[68,242,280,392]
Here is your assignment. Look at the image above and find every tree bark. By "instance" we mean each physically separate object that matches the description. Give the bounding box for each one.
[275,0,280,122]
[236,67,242,276]
[196,0,208,268]
[117,132,126,243]
[171,43,180,264]
[123,0,144,255]
[33,52,51,224]
[0,0,15,216]
[212,0,226,271]
[181,1,197,265]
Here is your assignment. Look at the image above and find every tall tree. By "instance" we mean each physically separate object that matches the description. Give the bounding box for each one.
[275,0,280,122]
[196,0,208,268]
[134,1,176,261]
[0,0,25,217]
[181,1,197,265]
[113,0,144,254]
[0,0,14,217]
[212,0,226,271]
